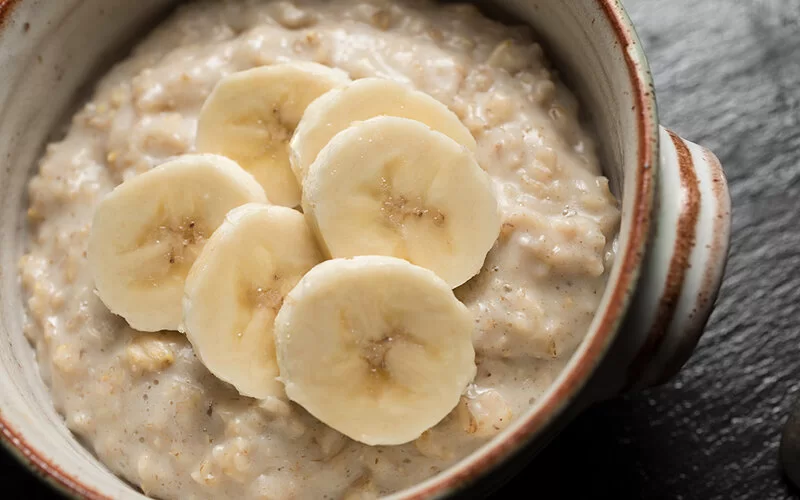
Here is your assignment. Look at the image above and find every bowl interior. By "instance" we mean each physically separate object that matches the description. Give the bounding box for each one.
[0,1,652,498]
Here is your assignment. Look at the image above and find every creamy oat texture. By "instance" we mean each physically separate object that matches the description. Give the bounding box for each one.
[19,1,620,498]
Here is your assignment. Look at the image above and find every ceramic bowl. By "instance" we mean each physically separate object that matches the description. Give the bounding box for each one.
[0,0,731,498]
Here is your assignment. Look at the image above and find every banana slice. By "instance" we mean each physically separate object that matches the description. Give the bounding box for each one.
[196,62,351,207]
[182,203,322,399]
[290,77,476,182]
[88,154,267,332]
[274,256,476,446]
[303,116,500,288]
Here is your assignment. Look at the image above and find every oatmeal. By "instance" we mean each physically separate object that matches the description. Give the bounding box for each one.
[19,0,620,498]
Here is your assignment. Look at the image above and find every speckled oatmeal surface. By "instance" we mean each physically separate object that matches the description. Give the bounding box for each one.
[18,0,620,498]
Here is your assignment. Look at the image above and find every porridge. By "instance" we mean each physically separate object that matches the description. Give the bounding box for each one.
[18,0,620,499]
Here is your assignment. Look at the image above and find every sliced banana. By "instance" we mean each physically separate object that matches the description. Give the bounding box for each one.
[303,116,500,288]
[290,77,476,182]
[196,62,351,207]
[182,203,322,399]
[274,256,477,446]
[88,154,268,332]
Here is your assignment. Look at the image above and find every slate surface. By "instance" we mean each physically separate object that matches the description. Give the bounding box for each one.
[2,0,799,498]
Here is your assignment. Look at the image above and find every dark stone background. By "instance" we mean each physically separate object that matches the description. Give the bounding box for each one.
[2,0,799,498]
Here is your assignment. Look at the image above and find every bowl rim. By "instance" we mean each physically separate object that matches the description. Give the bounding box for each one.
[0,0,658,498]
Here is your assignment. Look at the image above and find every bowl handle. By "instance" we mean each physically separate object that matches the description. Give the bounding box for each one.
[620,126,731,391]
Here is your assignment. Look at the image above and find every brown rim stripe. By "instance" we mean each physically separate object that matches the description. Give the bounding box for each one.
[624,130,700,389]
[652,150,730,385]
[700,149,730,314]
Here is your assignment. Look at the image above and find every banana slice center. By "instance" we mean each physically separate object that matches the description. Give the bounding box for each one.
[375,173,450,259]
[233,272,285,340]
[239,283,284,314]
[378,159,446,226]
[358,333,416,398]
[381,191,446,228]
[232,107,291,154]
[346,320,431,399]
[361,332,401,377]
[129,210,209,287]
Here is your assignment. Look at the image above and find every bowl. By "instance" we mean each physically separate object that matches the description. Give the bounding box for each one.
[0,0,731,498]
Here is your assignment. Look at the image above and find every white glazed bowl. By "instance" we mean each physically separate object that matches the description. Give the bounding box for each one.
[0,1,731,498]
